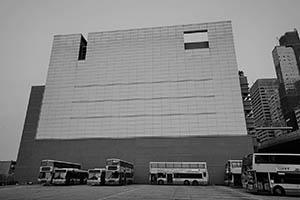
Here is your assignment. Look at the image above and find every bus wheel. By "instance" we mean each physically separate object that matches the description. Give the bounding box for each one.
[273,186,285,196]
[158,180,164,185]
[192,181,199,186]
[184,180,190,185]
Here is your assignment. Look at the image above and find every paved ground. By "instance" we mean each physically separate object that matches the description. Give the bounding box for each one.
[0,185,299,200]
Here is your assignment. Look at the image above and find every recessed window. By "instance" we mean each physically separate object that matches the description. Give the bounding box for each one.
[184,30,209,50]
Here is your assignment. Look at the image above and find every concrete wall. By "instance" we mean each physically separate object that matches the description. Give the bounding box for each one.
[15,86,253,184]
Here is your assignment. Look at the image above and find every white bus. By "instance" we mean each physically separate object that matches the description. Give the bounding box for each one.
[52,168,88,185]
[242,153,300,196]
[149,162,209,186]
[37,159,81,185]
[105,158,134,185]
[224,160,242,186]
[87,168,106,185]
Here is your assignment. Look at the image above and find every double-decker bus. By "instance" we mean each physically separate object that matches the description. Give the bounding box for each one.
[87,168,106,185]
[224,160,242,186]
[149,162,209,186]
[37,159,81,185]
[105,158,134,185]
[52,168,88,185]
[242,153,300,196]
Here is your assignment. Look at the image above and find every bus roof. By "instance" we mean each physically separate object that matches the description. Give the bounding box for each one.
[228,160,242,162]
[150,161,207,164]
[41,159,81,166]
[106,158,133,165]
[88,168,105,171]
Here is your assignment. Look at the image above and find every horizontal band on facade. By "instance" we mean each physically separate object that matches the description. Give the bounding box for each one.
[74,78,213,88]
[70,112,217,119]
[72,95,215,103]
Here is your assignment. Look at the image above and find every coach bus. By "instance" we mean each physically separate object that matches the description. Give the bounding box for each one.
[149,162,209,186]
[224,160,242,186]
[52,168,88,185]
[105,158,134,185]
[37,159,81,185]
[242,153,300,196]
[87,168,106,185]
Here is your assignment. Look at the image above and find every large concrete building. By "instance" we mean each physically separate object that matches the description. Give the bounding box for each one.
[15,21,253,184]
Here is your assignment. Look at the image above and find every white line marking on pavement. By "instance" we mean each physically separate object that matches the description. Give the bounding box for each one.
[96,186,146,200]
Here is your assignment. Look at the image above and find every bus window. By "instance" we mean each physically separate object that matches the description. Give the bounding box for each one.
[271,173,300,184]
[166,163,173,168]
[158,173,166,178]
[190,164,198,168]
[151,163,158,168]
[182,164,189,168]
[174,163,181,168]
[199,164,206,169]
[54,170,66,180]
[107,166,117,170]
[158,163,165,168]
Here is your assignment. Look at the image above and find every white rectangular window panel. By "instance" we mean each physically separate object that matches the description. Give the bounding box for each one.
[184,31,208,43]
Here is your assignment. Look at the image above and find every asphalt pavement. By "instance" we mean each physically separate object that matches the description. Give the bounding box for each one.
[0,184,298,200]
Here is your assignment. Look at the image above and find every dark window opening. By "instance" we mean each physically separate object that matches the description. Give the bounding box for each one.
[184,30,209,50]
[184,42,209,49]
[78,36,87,60]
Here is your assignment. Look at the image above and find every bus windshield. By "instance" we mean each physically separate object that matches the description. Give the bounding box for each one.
[231,162,242,168]
[88,170,101,179]
[105,171,119,179]
[54,170,66,179]
[38,172,51,179]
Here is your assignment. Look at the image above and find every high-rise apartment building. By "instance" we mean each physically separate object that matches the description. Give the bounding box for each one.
[15,21,252,184]
[272,29,300,130]
[250,79,278,142]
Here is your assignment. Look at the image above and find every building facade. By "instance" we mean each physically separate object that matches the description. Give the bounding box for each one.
[239,71,255,135]
[269,90,288,137]
[272,30,300,130]
[15,21,252,184]
[250,79,278,142]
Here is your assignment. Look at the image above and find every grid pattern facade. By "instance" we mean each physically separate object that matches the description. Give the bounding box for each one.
[36,21,247,139]
[273,46,300,94]
[250,79,278,142]
[250,79,278,126]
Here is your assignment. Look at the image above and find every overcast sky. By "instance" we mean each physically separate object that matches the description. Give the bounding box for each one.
[0,0,300,161]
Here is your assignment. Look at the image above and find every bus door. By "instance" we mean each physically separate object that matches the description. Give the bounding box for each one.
[233,174,242,186]
[100,171,106,185]
[256,172,271,192]
[150,174,157,184]
[167,173,173,184]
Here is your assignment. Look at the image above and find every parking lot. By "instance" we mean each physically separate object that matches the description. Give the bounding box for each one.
[0,184,299,200]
